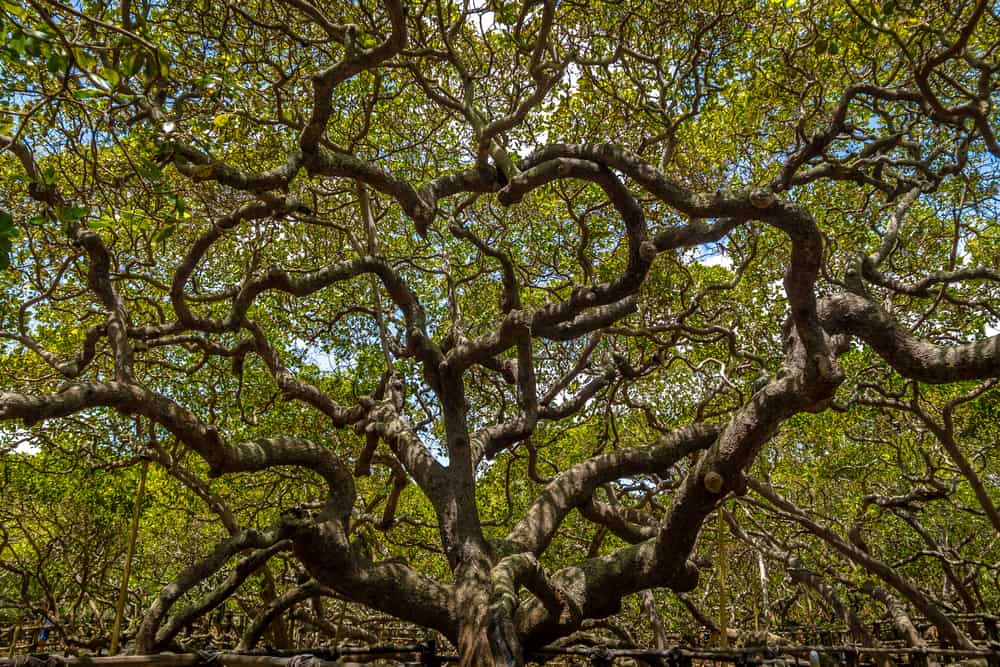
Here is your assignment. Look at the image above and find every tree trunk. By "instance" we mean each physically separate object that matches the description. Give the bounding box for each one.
[455,586,525,667]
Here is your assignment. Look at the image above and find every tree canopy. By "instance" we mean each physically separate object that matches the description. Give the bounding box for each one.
[1,0,999,664]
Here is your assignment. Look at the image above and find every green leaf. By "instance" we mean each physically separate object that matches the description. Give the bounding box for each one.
[0,209,14,234]
[102,67,120,88]
[137,158,162,182]
[47,50,69,75]
[88,215,113,230]
[24,36,43,57]
[1,0,27,19]
[57,205,89,222]
[41,164,57,185]
[153,223,177,245]
[0,210,16,270]
[73,88,102,100]
[121,49,144,77]
[156,46,172,78]
[8,32,26,58]
[74,48,97,69]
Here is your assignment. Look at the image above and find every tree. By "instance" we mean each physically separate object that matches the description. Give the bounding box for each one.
[1,0,999,664]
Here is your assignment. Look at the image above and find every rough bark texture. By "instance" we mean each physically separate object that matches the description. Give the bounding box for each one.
[2,0,999,663]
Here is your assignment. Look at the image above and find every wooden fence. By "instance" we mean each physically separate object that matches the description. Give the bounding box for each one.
[1,643,999,667]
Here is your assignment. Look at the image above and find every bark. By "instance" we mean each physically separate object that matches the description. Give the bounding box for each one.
[640,590,669,651]
[507,423,720,555]
[820,293,1000,384]
[149,543,291,652]
[749,478,974,649]
[288,519,456,642]
[862,582,926,648]
[4,13,1000,664]
[918,403,1000,534]
[893,509,980,614]
[288,608,378,645]
[676,593,788,646]
[723,510,875,645]
[238,580,332,651]
[135,530,284,653]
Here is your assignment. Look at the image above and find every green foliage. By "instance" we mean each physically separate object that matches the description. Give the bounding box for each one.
[0,0,998,655]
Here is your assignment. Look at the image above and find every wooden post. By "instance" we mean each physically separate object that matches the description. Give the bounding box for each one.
[7,626,20,658]
[717,509,729,648]
[111,459,149,654]
[333,600,347,646]
[757,550,770,632]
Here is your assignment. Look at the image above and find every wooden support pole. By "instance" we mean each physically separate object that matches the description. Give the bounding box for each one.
[757,549,770,631]
[7,626,19,659]
[717,509,729,649]
[111,459,149,654]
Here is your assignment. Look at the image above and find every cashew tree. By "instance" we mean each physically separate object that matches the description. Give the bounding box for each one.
[1,0,999,664]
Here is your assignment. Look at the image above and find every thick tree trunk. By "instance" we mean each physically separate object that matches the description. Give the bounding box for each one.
[453,549,526,667]
[456,612,524,667]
